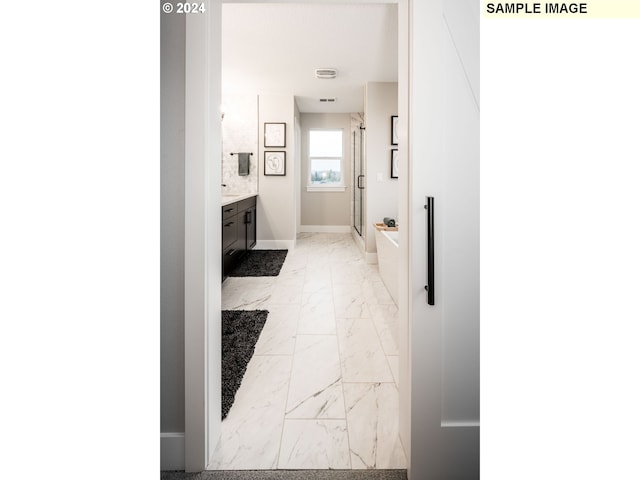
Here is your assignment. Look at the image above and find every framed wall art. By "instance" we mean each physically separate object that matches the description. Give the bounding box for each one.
[264,151,286,176]
[264,122,286,148]
[391,149,398,179]
[391,115,398,145]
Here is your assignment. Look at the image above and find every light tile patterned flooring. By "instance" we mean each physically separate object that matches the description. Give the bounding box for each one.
[211,233,405,470]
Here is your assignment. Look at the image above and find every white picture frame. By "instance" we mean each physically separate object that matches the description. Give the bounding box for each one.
[264,122,286,148]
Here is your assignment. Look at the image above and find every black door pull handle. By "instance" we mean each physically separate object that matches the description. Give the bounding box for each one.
[425,196,435,305]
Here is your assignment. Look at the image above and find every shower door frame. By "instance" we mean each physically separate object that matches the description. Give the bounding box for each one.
[353,124,365,236]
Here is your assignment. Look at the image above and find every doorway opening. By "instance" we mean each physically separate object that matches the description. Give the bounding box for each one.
[213,0,405,472]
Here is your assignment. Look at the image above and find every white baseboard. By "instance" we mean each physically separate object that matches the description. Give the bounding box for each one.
[366,252,378,264]
[160,432,184,471]
[255,239,296,250]
[298,225,351,233]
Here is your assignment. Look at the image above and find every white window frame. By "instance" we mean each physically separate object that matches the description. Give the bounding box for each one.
[307,128,346,192]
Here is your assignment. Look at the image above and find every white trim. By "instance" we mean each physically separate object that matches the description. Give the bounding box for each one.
[298,225,351,233]
[366,252,378,264]
[255,239,296,250]
[306,185,347,193]
[184,2,222,471]
[161,433,185,471]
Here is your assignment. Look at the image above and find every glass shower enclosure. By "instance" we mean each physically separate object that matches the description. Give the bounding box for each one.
[353,123,365,236]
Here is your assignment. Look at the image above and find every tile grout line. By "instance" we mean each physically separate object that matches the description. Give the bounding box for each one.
[275,245,304,469]
[332,236,354,469]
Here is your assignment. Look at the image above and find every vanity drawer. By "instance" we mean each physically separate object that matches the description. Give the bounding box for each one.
[237,195,256,213]
[222,203,237,220]
[222,244,239,278]
[222,218,238,250]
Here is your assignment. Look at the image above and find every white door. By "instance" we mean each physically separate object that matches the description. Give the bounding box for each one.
[406,0,479,478]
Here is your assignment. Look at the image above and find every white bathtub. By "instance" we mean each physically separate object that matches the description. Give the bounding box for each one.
[374,228,399,305]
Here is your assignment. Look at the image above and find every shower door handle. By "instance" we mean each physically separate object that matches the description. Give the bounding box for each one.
[357,175,365,189]
[425,196,435,305]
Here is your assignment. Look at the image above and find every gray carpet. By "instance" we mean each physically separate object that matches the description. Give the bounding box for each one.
[228,250,288,277]
[221,310,269,420]
[161,471,407,480]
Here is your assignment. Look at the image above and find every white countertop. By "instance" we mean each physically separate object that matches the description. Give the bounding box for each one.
[221,192,257,207]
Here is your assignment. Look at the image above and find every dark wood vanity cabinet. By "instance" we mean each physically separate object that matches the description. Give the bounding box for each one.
[222,195,257,279]
[239,197,257,251]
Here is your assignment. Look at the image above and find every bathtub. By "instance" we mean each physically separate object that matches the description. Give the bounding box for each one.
[374,227,399,305]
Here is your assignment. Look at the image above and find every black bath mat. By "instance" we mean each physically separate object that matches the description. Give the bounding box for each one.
[221,309,269,420]
[228,250,288,277]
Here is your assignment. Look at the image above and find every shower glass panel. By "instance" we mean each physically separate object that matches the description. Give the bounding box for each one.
[353,125,364,236]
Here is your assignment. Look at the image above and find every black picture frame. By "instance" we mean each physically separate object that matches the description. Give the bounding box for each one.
[391,149,398,179]
[391,115,398,145]
[264,122,286,148]
[264,151,286,176]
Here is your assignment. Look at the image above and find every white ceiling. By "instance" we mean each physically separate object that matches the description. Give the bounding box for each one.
[221,3,398,113]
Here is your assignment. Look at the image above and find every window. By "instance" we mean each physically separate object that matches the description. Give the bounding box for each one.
[308,129,345,191]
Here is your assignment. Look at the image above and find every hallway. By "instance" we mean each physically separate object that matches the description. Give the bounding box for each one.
[211,233,405,470]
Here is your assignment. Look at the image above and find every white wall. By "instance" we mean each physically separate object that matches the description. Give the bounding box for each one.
[257,94,297,249]
[299,113,352,228]
[365,82,399,255]
[160,9,185,443]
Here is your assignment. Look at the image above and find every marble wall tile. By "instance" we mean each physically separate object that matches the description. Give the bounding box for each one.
[278,419,351,469]
[221,94,258,195]
[336,318,394,383]
[343,383,406,469]
[210,355,292,469]
[285,335,344,419]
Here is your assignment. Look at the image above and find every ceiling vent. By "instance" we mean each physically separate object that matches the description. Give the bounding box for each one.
[319,98,337,103]
[315,68,338,79]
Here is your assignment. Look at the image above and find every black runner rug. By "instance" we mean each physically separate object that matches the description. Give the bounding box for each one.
[221,309,269,420]
[228,250,288,277]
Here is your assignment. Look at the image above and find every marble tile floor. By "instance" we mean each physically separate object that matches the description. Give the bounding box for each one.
[211,233,405,470]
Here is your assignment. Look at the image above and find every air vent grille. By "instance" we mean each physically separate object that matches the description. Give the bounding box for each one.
[315,68,337,79]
